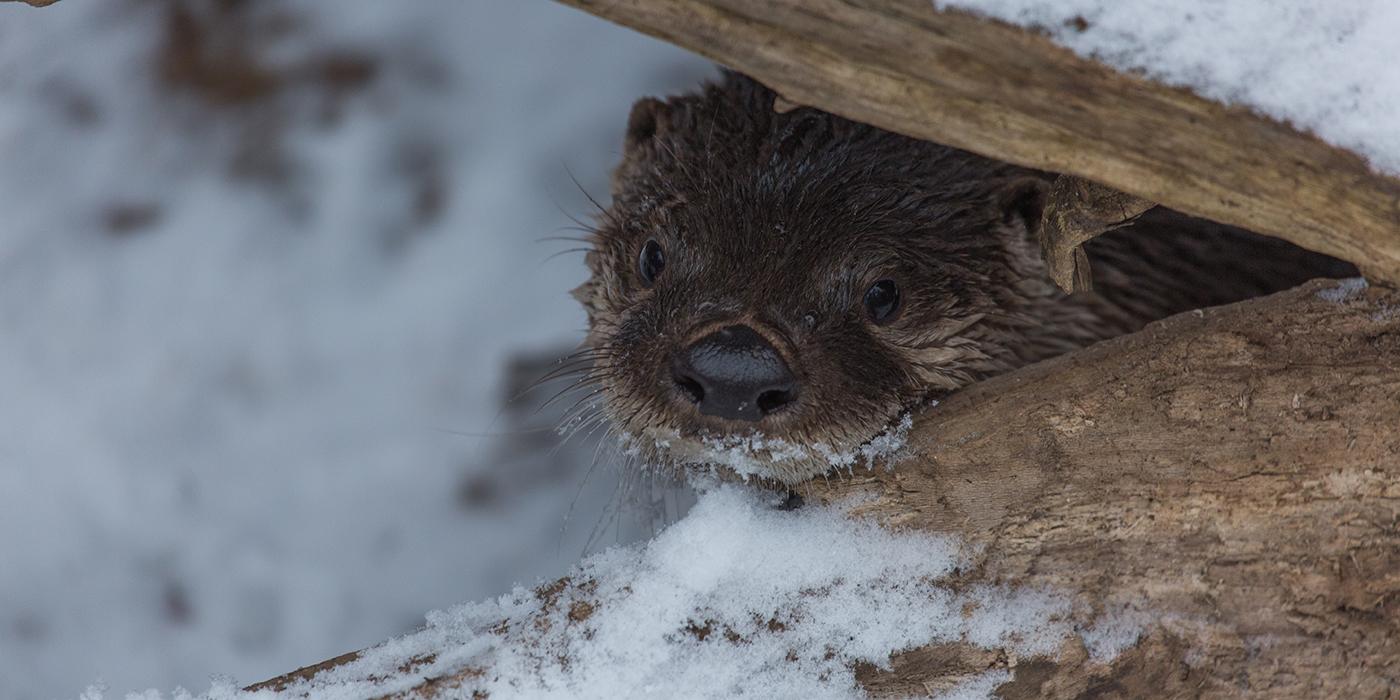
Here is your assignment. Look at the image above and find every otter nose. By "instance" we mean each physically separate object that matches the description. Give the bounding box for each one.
[672,325,798,422]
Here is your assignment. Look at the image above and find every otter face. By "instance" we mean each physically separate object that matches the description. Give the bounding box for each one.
[572,73,1054,484]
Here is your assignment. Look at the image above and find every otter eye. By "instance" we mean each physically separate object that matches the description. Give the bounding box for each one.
[638,238,665,287]
[864,279,901,324]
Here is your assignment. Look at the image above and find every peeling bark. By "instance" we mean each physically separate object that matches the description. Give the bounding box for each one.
[1038,176,1155,293]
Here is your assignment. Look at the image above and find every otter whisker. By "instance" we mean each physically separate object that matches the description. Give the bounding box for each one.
[429,425,558,439]
[546,386,611,426]
[551,400,598,435]
[552,411,610,457]
[553,380,618,424]
[531,373,615,416]
[540,247,594,266]
[548,408,599,448]
[548,184,614,233]
[537,234,597,245]
[510,362,614,405]
[613,398,658,439]
[560,422,621,557]
[562,163,616,225]
[521,361,596,387]
[582,449,629,557]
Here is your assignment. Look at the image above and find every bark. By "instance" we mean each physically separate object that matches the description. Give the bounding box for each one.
[1037,176,1155,294]
[553,0,1400,287]
[826,278,1400,697]
[252,280,1400,697]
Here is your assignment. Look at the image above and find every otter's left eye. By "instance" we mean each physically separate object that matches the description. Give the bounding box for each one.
[638,239,665,288]
[864,279,901,324]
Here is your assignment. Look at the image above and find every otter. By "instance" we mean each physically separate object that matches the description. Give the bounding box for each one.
[571,72,1354,485]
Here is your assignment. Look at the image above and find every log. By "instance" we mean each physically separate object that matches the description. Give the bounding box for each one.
[252,279,1400,697]
[553,0,1400,286]
[825,278,1400,696]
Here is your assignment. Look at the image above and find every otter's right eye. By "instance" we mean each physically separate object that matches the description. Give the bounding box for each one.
[864,279,901,325]
[638,239,665,287]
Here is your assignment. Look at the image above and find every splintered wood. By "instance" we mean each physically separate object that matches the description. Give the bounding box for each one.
[1038,176,1156,293]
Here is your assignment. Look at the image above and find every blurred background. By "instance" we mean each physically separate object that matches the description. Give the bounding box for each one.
[0,2,710,697]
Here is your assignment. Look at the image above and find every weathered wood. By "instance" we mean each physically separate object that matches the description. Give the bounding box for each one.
[825,278,1400,696]
[255,279,1400,697]
[555,0,1400,286]
[1038,176,1155,293]
[0,0,61,6]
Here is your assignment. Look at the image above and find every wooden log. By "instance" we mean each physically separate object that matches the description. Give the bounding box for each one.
[823,278,1400,696]
[252,279,1400,697]
[554,0,1400,286]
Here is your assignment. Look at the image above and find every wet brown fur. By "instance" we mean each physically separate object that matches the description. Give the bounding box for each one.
[573,72,1355,484]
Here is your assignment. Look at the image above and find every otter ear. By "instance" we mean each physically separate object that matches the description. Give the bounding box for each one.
[624,97,670,153]
[996,177,1050,235]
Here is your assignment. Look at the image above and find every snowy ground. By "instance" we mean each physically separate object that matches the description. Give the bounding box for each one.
[118,486,1140,700]
[0,2,709,698]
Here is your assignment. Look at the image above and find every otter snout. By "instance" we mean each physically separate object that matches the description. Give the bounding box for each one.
[670,325,797,422]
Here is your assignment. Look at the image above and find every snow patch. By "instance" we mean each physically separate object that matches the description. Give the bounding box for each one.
[1372,305,1400,323]
[938,0,1400,175]
[1316,277,1370,303]
[688,412,917,479]
[106,486,1136,699]
[1080,610,1147,661]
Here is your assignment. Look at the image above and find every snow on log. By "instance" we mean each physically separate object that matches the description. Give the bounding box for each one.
[247,279,1400,698]
[553,0,1400,286]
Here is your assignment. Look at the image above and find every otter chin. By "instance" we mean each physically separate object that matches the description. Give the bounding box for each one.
[571,72,1354,485]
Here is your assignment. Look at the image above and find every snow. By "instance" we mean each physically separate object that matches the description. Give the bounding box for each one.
[637,411,918,480]
[939,0,1400,176]
[1317,276,1369,303]
[93,486,1138,699]
[0,2,710,698]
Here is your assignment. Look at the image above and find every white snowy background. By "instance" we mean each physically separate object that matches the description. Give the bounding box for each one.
[0,2,710,697]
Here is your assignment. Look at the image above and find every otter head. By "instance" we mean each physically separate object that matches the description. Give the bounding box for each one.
[572,73,1056,485]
